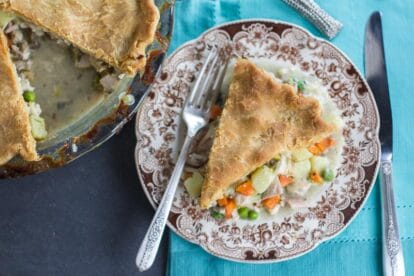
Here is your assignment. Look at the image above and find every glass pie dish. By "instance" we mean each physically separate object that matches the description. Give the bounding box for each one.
[0,0,174,178]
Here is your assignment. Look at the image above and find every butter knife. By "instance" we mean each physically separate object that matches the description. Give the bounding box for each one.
[364,11,405,276]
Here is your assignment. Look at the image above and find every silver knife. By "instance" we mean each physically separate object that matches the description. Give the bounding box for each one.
[364,11,405,276]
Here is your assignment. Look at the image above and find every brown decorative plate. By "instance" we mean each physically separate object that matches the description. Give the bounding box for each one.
[134,20,380,263]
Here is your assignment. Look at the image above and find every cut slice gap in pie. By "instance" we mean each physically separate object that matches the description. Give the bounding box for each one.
[199,59,335,209]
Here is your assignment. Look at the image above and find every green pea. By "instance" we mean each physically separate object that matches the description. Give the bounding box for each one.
[322,168,335,182]
[237,207,249,219]
[23,91,36,102]
[211,210,224,220]
[92,76,103,90]
[248,209,259,220]
[297,80,305,93]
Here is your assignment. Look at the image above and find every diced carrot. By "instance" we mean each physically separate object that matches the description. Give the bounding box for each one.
[310,171,324,184]
[316,137,336,152]
[262,195,281,209]
[235,180,255,196]
[217,197,228,207]
[278,175,294,187]
[210,104,222,120]
[224,198,236,218]
[308,144,322,155]
[309,137,336,155]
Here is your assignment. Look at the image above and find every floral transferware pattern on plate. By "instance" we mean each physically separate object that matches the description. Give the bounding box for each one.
[134,20,380,263]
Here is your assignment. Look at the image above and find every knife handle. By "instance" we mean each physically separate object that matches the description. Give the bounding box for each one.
[379,160,405,276]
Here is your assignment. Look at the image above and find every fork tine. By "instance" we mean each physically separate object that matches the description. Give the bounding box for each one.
[188,47,217,104]
[203,58,229,111]
[193,52,221,107]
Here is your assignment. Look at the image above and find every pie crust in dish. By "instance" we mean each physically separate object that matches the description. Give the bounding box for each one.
[0,0,160,165]
[0,0,160,75]
[200,59,334,208]
[0,32,37,165]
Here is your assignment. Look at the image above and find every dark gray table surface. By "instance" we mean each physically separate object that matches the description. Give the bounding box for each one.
[0,120,168,276]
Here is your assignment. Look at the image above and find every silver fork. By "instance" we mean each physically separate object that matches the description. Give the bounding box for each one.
[136,45,228,272]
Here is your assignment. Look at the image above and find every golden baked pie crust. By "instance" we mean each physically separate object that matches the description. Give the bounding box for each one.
[0,32,38,165]
[0,0,160,75]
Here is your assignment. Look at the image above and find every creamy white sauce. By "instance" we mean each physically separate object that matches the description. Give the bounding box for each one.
[5,19,119,138]
[30,38,105,135]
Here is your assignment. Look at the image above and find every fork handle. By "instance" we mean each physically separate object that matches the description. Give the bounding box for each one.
[380,160,405,276]
[282,0,342,39]
[136,135,193,272]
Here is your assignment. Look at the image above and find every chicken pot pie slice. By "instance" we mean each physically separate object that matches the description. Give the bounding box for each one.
[199,59,335,208]
[0,0,160,75]
[0,31,38,165]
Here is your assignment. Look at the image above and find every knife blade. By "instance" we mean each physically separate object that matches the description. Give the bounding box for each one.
[364,11,405,276]
[365,11,393,159]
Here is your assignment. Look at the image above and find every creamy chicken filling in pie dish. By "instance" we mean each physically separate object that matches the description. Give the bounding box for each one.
[4,19,126,139]
[183,59,344,220]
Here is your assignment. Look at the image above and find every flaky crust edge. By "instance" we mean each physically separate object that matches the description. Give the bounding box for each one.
[0,32,38,165]
[119,0,160,75]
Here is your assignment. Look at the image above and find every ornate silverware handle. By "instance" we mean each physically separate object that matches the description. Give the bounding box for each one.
[380,159,405,276]
[136,135,193,272]
[282,0,343,39]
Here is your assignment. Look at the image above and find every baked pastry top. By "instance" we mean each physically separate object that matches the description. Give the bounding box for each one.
[199,59,334,208]
[0,32,38,165]
[0,0,160,75]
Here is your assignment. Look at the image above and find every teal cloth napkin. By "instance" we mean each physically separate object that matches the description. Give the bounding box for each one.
[167,1,414,275]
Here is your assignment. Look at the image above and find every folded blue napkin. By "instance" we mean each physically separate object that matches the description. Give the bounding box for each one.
[168,1,414,275]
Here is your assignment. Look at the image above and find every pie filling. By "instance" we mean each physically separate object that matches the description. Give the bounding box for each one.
[183,59,344,220]
[3,18,128,140]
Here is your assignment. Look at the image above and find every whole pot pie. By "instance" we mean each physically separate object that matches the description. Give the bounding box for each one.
[0,0,159,165]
